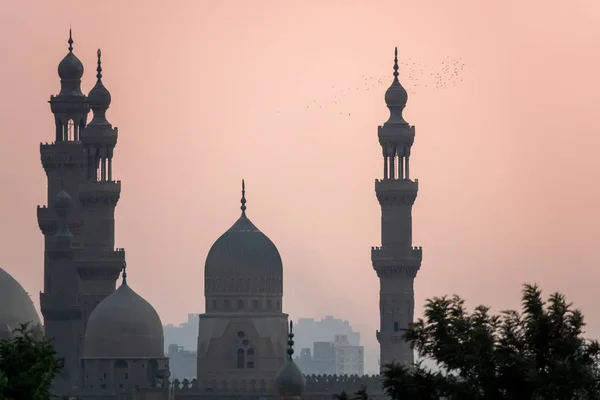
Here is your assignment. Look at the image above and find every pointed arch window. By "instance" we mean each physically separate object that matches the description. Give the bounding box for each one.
[236,348,245,369]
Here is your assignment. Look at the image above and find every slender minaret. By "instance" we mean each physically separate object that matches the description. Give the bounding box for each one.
[77,48,124,329]
[38,31,90,391]
[372,48,422,370]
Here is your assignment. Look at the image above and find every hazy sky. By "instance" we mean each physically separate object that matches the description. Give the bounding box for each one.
[2,0,600,374]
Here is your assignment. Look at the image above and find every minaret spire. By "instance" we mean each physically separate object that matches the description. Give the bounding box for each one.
[96,49,103,80]
[287,321,295,361]
[68,29,73,53]
[122,261,127,285]
[240,179,247,216]
[393,47,399,82]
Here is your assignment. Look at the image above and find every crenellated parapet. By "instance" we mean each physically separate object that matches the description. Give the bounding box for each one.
[40,141,86,172]
[304,374,383,395]
[75,248,125,280]
[374,178,418,207]
[36,205,83,236]
[39,292,81,321]
[78,180,121,207]
[81,124,118,148]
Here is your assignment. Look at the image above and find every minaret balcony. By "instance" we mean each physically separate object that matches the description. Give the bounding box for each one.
[375,179,418,207]
[40,292,81,320]
[80,124,118,147]
[40,141,86,172]
[371,246,422,278]
[377,123,415,144]
[37,206,83,236]
[74,248,125,280]
[78,180,121,207]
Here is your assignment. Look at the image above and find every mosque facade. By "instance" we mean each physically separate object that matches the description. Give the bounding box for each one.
[0,33,422,400]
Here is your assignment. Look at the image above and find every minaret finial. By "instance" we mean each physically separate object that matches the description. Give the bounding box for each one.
[122,261,127,285]
[96,49,103,80]
[287,321,294,360]
[393,47,399,82]
[68,29,73,53]
[240,179,247,216]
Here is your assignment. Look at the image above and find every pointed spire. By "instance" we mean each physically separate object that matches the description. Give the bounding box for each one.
[68,29,73,53]
[393,47,399,83]
[122,261,128,285]
[287,321,295,360]
[240,179,247,216]
[96,49,103,80]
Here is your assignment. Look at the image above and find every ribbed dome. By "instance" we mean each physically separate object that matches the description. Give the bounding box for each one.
[205,215,283,293]
[83,274,164,359]
[205,181,283,295]
[0,268,42,338]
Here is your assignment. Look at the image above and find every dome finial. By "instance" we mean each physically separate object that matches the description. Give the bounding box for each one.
[96,49,103,80]
[287,321,294,360]
[240,179,247,216]
[122,261,127,285]
[68,28,73,53]
[393,47,399,82]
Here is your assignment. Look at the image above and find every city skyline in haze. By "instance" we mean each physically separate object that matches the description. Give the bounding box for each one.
[2,0,600,377]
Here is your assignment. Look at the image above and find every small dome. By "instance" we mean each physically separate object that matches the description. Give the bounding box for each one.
[275,321,306,397]
[54,189,73,209]
[205,181,283,294]
[58,52,84,81]
[0,268,42,338]
[88,49,112,110]
[83,271,164,359]
[384,47,409,125]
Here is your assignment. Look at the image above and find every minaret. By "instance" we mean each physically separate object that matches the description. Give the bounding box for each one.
[372,48,422,370]
[38,31,90,391]
[77,48,124,329]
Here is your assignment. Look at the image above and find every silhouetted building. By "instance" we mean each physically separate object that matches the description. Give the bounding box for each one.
[167,344,197,381]
[1,34,418,399]
[295,335,364,376]
[294,316,360,349]
[164,313,199,352]
[372,47,423,369]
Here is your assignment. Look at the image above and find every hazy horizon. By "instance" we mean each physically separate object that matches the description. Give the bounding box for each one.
[3,0,600,374]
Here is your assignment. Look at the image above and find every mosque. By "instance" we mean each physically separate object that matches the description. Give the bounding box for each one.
[0,32,423,400]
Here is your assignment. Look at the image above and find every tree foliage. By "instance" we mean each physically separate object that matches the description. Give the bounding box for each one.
[380,283,600,400]
[0,323,62,400]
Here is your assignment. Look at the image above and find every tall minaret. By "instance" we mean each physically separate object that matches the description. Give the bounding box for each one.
[77,48,124,330]
[372,48,422,370]
[38,31,90,390]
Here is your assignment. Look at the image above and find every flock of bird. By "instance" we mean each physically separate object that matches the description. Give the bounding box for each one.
[278,57,466,117]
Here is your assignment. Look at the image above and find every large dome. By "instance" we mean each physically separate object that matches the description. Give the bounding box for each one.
[0,268,42,339]
[204,182,283,295]
[83,272,164,359]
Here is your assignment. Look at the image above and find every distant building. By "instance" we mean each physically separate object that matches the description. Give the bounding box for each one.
[167,344,197,381]
[294,316,361,349]
[163,313,199,352]
[295,335,364,376]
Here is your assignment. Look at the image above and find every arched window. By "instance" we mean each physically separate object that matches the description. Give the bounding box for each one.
[236,349,245,369]
[67,119,75,141]
[238,299,244,310]
[247,348,254,356]
[224,300,230,309]
[253,299,259,309]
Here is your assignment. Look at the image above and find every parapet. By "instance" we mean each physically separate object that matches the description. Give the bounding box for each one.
[78,180,121,208]
[377,123,415,146]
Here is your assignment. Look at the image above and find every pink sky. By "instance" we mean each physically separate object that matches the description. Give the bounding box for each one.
[2,0,600,373]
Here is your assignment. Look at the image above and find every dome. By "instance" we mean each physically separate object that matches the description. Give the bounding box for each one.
[58,52,84,81]
[0,268,42,338]
[384,47,409,125]
[204,181,283,294]
[88,49,112,109]
[275,322,306,397]
[83,270,164,359]
[54,189,73,209]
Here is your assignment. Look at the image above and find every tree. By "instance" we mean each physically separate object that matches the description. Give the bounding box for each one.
[0,323,62,400]
[333,391,352,400]
[389,283,600,400]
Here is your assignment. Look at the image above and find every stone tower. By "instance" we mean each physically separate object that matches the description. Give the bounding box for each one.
[37,32,124,391]
[372,48,422,370]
